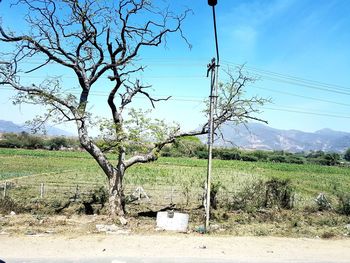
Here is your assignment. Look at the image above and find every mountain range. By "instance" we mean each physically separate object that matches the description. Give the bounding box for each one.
[1,119,350,152]
[208,123,350,153]
[0,120,73,136]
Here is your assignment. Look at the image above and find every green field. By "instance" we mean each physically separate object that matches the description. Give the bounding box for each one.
[1,147,350,237]
[1,147,349,206]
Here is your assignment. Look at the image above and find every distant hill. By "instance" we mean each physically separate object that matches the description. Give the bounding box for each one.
[2,119,350,152]
[203,123,350,153]
[0,120,73,136]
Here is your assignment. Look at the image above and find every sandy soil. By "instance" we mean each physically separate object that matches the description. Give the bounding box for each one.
[1,234,350,262]
[1,215,350,262]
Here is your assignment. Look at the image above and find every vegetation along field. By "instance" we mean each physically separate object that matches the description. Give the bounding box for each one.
[1,148,350,237]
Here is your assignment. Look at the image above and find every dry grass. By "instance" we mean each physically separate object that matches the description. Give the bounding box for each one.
[1,148,350,238]
[1,209,349,239]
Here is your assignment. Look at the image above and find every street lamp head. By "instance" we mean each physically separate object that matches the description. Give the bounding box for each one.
[208,0,217,6]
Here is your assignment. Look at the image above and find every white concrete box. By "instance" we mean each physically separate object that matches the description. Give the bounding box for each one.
[156,211,189,232]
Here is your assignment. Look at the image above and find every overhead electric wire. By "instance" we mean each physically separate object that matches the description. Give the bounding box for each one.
[257,75,350,96]
[2,83,350,110]
[2,84,350,111]
[4,56,349,91]
[9,70,350,99]
[2,87,350,120]
[264,107,350,119]
[6,58,350,93]
[269,103,348,116]
[221,60,350,92]
[252,85,350,108]
[2,55,350,120]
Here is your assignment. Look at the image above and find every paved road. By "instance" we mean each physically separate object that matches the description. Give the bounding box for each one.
[2,235,350,263]
[2,259,339,263]
[3,258,239,263]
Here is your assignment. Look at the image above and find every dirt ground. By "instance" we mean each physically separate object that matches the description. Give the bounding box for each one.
[1,234,350,262]
[1,215,350,262]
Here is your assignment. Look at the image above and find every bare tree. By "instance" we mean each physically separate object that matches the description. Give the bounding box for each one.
[0,0,268,219]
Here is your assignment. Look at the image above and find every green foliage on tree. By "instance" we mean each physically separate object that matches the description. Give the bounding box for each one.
[161,136,205,158]
[344,148,350,162]
[0,132,44,149]
[47,137,69,150]
[0,132,78,150]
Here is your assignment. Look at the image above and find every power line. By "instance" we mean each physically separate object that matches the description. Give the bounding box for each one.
[258,75,350,96]
[0,85,206,102]
[263,107,350,119]
[2,83,350,112]
[2,84,350,113]
[2,88,350,120]
[5,58,350,96]
[270,103,348,115]
[8,58,348,86]
[222,60,350,93]
[9,71,350,99]
[252,85,350,108]
[3,56,349,91]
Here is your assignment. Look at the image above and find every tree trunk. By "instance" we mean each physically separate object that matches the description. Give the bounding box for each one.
[76,121,126,218]
[108,170,125,218]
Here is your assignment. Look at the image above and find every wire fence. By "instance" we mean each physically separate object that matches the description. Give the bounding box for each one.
[0,177,337,213]
[0,180,205,210]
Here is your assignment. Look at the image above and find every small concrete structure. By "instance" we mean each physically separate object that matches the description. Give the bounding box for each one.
[156,211,189,232]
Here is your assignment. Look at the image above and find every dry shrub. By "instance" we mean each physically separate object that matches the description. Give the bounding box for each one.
[338,193,350,215]
[229,179,266,212]
[265,178,295,209]
[0,197,24,214]
[228,178,295,212]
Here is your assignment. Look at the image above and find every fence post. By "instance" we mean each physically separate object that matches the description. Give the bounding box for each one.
[170,185,174,205]
[75,184,79,200]
[3,182,7,198]
[40,183,44,198]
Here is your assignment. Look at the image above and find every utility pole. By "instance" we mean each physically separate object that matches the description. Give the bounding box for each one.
[205,58,216,232]
[205,0,220,232]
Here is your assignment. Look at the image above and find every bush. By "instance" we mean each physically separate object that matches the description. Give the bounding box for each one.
[159,137,205,158]
[47,137,69,150]
[228,178,295,212]
[210,181,222,210]
[285,155,305,164]
[240,154,258,162]
[338,193,350,215]
[308,153,340,166]
[315,193,332,211]
[306,150,325,159]
[344,148,350,162]
[0,132,79,150]
[160,147,172,157]
[218,150,241,160]
[201,181,223,210]
[309,157,330,166]
[305,151,340,166]
[250,150,269,161]
[229,178,266,212]
[160,146,185,157]
[0,197,23,214]
[324,153,341,166]
[196,150,208,159]
[264,178,294,209]
[268,155,287,163]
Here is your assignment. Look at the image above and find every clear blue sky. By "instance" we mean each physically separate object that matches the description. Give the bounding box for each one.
[1,0,350,134]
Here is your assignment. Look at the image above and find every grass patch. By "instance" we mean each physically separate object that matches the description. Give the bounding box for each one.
[1,148,350,237]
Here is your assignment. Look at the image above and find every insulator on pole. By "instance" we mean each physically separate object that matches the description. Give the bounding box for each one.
[208,0,217,7]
